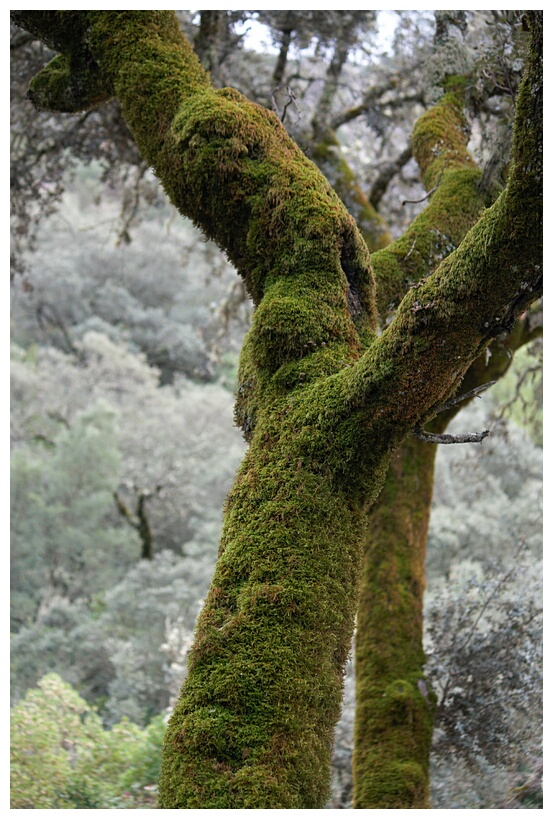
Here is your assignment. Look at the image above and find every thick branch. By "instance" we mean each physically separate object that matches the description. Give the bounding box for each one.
[310,13,541,459]
[370,87,487,324]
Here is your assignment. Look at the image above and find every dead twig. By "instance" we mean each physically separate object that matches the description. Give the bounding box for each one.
[413,380,496,444]
[403,159,451,205]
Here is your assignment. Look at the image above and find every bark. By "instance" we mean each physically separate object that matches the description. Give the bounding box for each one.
[354,433,438,808]
[194,11,225,76]
[11,11,542,809]
[114,490,154,561]
[369,144,413,209]
[271,16,294,89]
[352,315,539,808]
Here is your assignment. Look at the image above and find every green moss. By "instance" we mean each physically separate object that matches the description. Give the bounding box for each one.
[372,82,488,324]
[412,88,473,189]
[355,760,428,808]
[159,430,372,807]
[14,10,542,811]
[28,53,111,113]
[353,435,438,808]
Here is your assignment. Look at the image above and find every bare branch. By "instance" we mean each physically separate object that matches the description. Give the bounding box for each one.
[369,144,412,208]
[412,382,496,444]
[402,159,450,205]
[271,85,301,124]
[412,427,490,445]
[432,380,496,415]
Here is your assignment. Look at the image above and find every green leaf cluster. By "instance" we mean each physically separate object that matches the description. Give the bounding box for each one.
[10,673,165,808]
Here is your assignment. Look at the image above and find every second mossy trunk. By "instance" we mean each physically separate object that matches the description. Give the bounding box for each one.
[353,435,438,808]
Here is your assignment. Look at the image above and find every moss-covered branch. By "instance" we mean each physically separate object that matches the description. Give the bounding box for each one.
[353,25,541,804]
[352,307,541,807]
[371,85,489,324]
[353,434,437,808]
[11,10,541,809]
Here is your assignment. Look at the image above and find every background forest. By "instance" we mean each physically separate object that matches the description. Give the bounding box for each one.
[10,10,542,809]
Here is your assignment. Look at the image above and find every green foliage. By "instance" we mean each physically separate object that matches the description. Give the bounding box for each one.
[10,332,242,718]
[10,674,164,808]
[11,402,139,631]
[10,176,239,384]
[11,551,204,725]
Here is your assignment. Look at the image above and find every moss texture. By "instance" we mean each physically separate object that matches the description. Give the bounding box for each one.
[351,80,498,809]
[12,11,542,810]
[351,36,541,802]
[371,86,490,325]
[353,434,438,809]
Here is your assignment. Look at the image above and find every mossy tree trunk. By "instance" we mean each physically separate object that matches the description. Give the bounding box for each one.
[352,317,540,808]
[12,11,542,809]
[351,65,505,808]
[351,49,542,804]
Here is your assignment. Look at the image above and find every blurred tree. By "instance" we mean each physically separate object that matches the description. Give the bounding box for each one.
[10,9,533,807]
[10,334,245,558]
[10,335,244,721]
[10,402,139,631]
[10,550,204,726]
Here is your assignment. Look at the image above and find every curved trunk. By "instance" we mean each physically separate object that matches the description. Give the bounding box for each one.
[11,11,542,809]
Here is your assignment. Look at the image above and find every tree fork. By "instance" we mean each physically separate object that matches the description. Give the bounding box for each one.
[11,10,542,809]
[352,12,541,803]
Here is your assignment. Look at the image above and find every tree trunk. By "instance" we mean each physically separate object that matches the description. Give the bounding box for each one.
[354,434,437,808]
[11,11,542,809]
[352,318,541,807]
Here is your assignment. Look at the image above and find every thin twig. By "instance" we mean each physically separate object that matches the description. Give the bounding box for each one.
[271,85,300,124]
[412,380,495,444]
[404,237,417,260]
[433,380,496,416]
[403,159,451,206]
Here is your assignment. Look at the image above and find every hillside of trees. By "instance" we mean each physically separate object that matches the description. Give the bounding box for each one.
[10,11,542,809]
